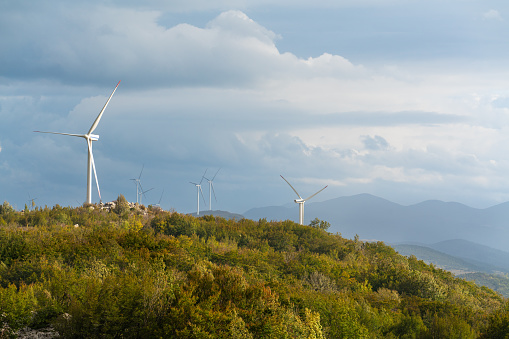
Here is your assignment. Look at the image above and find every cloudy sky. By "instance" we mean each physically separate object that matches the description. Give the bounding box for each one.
[2,0,509,215]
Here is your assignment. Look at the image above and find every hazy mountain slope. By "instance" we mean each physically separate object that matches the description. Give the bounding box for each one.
[394,241,509,296]
[458,272,509,298]
[393,244,489,274]
[429,239,509,272]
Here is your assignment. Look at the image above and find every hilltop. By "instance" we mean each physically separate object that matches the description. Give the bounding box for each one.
[0,199,508,338]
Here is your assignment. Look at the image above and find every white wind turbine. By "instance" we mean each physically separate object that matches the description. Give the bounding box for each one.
[35,81,120,204]
[204,168,220,211]
[190,170,207,215]
[130,165,144,204]
[152,189,164,209]
[27,193,38,210]
[280,175,328,225]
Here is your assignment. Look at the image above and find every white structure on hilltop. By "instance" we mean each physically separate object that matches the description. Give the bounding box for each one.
[35,81,120,204]
[280,175,328,225]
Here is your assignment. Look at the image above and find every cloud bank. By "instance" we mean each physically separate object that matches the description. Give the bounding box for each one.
[2,2,509,213]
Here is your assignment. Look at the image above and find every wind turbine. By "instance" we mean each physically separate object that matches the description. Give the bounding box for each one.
[203,168,220,211]
[130,165,144,204]
[35,81,120,204]
[152,189,164,208]
[27,194,38,210]
[280,175,328,225]
[190,170,207,215]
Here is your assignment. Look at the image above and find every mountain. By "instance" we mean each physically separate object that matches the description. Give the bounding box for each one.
[0,204,506,337]
[186,210,244,220]
[393,240,509,297]
[392,243,489,274]
[428,239,509,273]
[243,193,509,252]
[457,272,509,298]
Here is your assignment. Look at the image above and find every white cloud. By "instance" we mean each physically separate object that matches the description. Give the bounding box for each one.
[207,10,280,44]
[361,135,390,151]
[483,9,502,21]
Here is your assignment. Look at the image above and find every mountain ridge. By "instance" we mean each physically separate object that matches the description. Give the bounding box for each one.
[243,193,509,252]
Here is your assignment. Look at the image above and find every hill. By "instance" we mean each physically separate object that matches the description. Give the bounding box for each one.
[457,272,509,299]
[186,209,244,220]
[244,193,509,252]
[393,240,509,297]
[0,199,507,338]
[429,239,509,273]
[392,244,488,274]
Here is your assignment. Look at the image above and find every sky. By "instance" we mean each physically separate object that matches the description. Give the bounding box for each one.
[3,0,509,215]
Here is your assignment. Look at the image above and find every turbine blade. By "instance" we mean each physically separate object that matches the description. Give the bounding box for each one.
[280,175,302,199]
[304,185,328,202]
[34,131,85,138]
[88,81,120,135]
[158,189,164,204]
[199,186,206,204]
[87,139,101,201]
[142,187,154,197]
[139,164,144,180]
[211,168,221,181]
[200,169,208,185]
[211,182,217,202]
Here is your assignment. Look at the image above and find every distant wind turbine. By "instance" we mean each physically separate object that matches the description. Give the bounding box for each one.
[130,165,144,204]
[35,81,120,204]
[152,189,164,208]
[27,194,38,210]
[280,175,328,225]
[190,170,207,215]
[203,168,220,211]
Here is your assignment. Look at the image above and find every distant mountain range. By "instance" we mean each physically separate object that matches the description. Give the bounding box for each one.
[243,193,509,252]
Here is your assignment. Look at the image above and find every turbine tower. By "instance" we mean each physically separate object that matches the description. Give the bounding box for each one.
[203,168,220,211]
[35,81,120,204]
[190,170,207,215]
[280,175,328,225]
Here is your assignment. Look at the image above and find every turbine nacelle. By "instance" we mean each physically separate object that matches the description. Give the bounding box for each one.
[87,134,99,141]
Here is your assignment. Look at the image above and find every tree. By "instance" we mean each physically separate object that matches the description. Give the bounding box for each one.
[309,218,330,231]
[113,194,129,216]
[0,201,15,215]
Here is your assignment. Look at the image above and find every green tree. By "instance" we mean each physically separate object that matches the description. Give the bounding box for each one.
[113,194,129,216]
[0,201,15,215]
[309,218,330,231]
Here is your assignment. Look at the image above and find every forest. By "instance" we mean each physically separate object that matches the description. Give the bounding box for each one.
[1,197,509,338]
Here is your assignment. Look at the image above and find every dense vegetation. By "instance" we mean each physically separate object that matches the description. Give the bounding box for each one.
[0,198,508,338]
[459,273,509,300]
